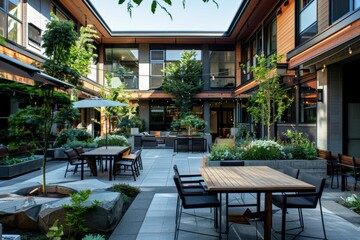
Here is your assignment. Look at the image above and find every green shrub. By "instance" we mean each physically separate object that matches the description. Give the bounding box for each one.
[282,130,317,160]
[1,155,37,165]
[340,194,360,213]
[82,234,106,240]
[209,143,241,161]
[62,141,98,149]
[112,183,140,198]
[94,134,130,147]
[62,189,101,239]
[241,140,285,160]
[55,129,93,147]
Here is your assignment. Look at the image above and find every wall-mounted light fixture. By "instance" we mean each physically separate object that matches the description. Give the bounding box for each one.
[317,89,323,102]
[349,47,352,54]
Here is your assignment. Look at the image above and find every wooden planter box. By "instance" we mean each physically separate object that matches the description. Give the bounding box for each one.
[0,155,43,179]
[207,158,327,177]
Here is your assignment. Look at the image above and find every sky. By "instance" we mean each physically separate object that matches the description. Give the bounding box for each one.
[89,0,242,32]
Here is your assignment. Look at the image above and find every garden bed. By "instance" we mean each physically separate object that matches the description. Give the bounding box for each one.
[0,155,43,179]
[207,159,327,177]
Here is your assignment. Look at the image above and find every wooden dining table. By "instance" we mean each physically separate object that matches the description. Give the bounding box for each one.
[200,166,315,240]
[81,146,131,181]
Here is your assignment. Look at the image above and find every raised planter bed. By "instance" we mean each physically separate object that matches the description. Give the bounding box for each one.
[207,159,327,177]
[0,155,43,179]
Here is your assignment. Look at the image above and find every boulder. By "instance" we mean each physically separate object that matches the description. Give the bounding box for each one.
[0,194,59,230]
[38,191,124,234]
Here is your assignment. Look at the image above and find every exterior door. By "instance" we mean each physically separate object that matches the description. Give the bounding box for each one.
[210,108,234,138]
[347,103,360,157]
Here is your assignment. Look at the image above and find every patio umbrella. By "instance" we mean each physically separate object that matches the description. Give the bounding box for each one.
[72,97,129,148]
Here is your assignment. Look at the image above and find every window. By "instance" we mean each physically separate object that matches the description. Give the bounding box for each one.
[51,3,68,21]
[331,0,360,23]
[149,49,202,90]
[265,18,277,56]
[150,103,177,131]
[0,0,22,45]
[104,47,139,89]
[281,87,296,123]
[210,50,235,88]
[150,50,165,89]
[297,0,317,45]
[299,80,316,123]
[28,23,41,46]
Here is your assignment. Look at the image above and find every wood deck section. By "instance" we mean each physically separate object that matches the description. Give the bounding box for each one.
[200,166,314,192]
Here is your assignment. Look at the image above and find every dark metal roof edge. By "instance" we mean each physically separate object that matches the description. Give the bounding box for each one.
[82,0,113,35]
[287,9,360,60]
[224,0,251,36]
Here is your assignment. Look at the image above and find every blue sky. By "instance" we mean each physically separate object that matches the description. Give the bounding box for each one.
[89,0,242,32]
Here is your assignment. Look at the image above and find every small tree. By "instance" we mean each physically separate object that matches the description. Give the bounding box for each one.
[162,50,203,118]
[42,14,98,86]
[8,87,78,195]
[246,54,293,140]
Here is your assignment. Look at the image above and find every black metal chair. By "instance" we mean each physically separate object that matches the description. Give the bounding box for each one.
[272,172,327,240]
[173,174,220,240]
[191,137,207,152]
[338,154,360,191]
[63,149,83,177]
[114,150,140,181]
[283,165,300,179]
[175,137,189,152]
[318,149,339,188]
[173,164,205,195]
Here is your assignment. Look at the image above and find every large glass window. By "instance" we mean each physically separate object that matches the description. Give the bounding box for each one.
[281,87,296,123]
[104,47,139,89]
[297,0,317,45]
[265,19,277,56]
[0,0,22,44]
[299,80,316,123]
[331,0,360,23]
[210,50,235,88]
[149,49,201,90]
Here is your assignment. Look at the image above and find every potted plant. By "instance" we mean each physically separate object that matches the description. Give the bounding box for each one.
[179,115,207,136]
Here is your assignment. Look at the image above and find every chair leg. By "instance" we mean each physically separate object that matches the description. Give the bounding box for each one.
[281,206,287,240]
[64,162,70,177]
[319,200,327,240]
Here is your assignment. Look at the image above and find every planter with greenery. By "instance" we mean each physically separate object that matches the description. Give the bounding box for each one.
[0,155,43,179]
[208,130,326,176]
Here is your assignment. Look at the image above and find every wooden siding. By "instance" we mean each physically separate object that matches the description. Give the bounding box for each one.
[0,46,37,85]
[318,0,329,32]
[277,0,295,63]
[288,18,360,68]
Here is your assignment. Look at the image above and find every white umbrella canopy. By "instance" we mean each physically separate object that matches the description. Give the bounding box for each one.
[72,97,129,148]
[72,97,128,108]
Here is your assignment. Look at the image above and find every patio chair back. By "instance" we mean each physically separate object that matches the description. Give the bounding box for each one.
[283,165,300,179]
[220,161,244,166]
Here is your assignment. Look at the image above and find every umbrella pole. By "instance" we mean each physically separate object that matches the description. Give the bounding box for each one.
[106,115,108,149]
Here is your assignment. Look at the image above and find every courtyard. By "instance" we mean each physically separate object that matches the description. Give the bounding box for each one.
[1,148,360,240]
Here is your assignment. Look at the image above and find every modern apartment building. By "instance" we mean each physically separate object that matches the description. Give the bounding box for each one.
[1,0,360,156]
